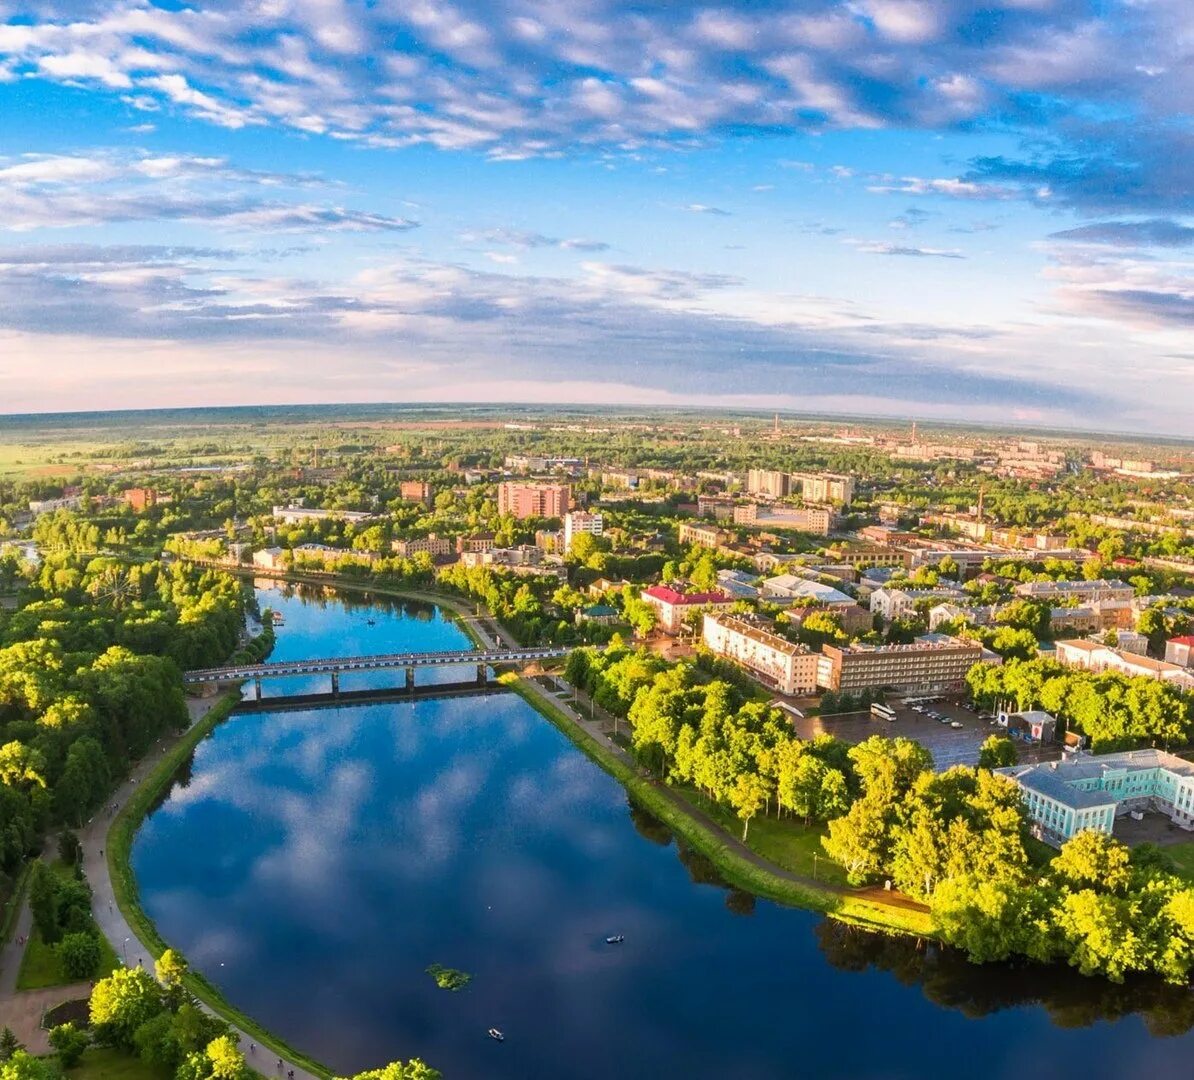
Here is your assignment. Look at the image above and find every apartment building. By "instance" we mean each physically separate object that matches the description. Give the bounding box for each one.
[391,534,451,558]
[870,585,965,620]
[563,510,603,550]
[1054,640,1194,691]
[816,637,982,692]
[399,480,433,505]
[641,585,735,634]
[746,468,790,498]
[497,481,571,519]
[703,614,819,695]
[1013,579,1136,605]
[455,532,496,554]
[752,506,836,535]
[678,521,729,549]
[793,472,855,506]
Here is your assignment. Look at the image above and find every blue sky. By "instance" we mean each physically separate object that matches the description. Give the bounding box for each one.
[0,1,1190,434]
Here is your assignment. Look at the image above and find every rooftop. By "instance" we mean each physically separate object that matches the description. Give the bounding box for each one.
[642,585,731,606]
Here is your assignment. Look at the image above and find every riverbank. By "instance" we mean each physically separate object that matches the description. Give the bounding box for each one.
[223,569,933,937]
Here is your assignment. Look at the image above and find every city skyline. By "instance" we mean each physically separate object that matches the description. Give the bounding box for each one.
[0,1,1191,435]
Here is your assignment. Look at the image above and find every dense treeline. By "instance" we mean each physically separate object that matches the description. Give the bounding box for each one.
[0,540,251,881]
[966,658,1193,750]
[566,646,1194,984]
[566,647,853,836]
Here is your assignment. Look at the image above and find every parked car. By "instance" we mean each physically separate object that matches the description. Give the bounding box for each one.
[950,721,964,729]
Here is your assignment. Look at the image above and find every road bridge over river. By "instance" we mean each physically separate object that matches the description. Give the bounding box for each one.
[184,645,569,698]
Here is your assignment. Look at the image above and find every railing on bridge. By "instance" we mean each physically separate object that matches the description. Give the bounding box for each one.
[184,646,570,700]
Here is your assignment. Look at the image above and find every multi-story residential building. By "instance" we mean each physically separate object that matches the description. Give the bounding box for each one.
[563,510,603,550]
[678,521,729,549]
[497,481,571,519]
[1054,640,1194,691]
[746,468,789,499]
[399,481,433,505]
[998,750,1194,846]
[697,495,737,521]
[1013,579,1136,605]
[816,636,982,692]
[641,585,735,634]
[455,532,496,554]
[869,585,965,621]
[272,505,375,525]
[929,602,996,631]
[1166,636,1194,668]
[29,495,83,514]
[391,534,452,558]
[793,472,855,506]
[703,614,819,695]
[752,506,836,535]
[122,487,164,511]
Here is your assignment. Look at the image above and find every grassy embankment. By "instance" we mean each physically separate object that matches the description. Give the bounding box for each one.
[500,674,933,937]
[17,862,120,990]
[106,690,332,1080]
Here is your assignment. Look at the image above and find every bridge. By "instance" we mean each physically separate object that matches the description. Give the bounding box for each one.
[184,646,569,699]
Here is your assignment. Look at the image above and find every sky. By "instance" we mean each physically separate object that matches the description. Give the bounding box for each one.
[0,1,1191,435]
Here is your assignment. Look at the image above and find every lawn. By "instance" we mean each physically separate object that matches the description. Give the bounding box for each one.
[16,862,120,991]
[63,1047,171,1080]
[1163,841,1194,884]
[677,787,850,887]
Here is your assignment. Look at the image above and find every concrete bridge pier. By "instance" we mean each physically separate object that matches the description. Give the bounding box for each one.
[476,664,488,686]
[331,671,340,696]
[254,677,262,701]
[405,666,415,692]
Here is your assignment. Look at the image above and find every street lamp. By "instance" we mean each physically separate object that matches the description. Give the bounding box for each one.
[122,937,130,965]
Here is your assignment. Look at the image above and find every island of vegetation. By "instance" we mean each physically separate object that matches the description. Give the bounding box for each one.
[425,964,472,992]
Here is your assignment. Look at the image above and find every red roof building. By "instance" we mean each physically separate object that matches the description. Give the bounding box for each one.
[641,585,734,634]
[1165,636,1194,668]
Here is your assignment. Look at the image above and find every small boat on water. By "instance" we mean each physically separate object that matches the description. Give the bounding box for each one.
[605,935,625,945]
[366,618,376,626]
[487,1029,505,1042]
[270,611,285,625]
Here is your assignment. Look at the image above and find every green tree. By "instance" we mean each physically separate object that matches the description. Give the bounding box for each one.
[337,1061,443,1080]
[155,948,189,1006]
[58,931,102,980]
[0,1051,56,1080]
[48,1023,89,1068]
[728,772,769,841]
[0,1031,20,1062]
[28,862,61,944]
[978,735,1017,770]
[57,831,82,866]
[90,967,165,1048]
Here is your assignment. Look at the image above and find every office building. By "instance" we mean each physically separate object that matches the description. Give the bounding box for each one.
[641,585,735,634]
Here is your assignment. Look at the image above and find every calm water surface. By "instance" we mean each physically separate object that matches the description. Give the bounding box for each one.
[133,584,1194,1079]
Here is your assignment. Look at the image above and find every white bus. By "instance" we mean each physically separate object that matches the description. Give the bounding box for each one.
[870,702,897,723]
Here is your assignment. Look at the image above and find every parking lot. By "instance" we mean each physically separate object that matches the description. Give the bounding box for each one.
[790,696,1062,770]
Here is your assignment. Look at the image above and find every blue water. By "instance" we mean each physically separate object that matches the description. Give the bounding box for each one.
[132,585,1194,1079]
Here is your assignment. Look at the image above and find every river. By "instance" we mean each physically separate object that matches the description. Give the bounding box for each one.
[131,582,1194,1079]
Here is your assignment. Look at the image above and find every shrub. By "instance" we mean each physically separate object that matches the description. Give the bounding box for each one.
[58,931,102,980]
[48,1023,89,1068]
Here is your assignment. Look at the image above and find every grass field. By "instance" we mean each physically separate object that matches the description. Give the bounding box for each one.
[16,862,120,991]
[678,788,850,887]
[63,1047,171,1080]
[1163,841,1194,883]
